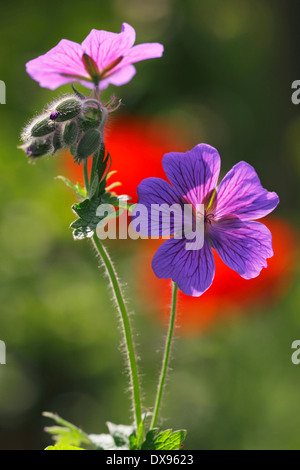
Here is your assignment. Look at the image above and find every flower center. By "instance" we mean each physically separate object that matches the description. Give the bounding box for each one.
[204,212,215,225]
[182,190,216,229]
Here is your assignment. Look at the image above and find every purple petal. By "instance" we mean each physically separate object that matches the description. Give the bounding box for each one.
[215,161,279,221]
[81,23,136,73]
[162,144,221,207]
[98,65,136,90]
[208,218,274,279]
[132,177,183,237]
[152,237,215,297]
[26,39,88,89]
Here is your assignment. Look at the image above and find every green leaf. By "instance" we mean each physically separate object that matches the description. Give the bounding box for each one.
[88,422,136,450]
[71,83,86,100]
[89,145,109,197]
[106,422,135,448]
[129,419,144,450]
[56,175,87,199]
[45,444,84,450]
[43,411,92,449]
[70,191,132,240]
[88,172,100,199]
[88,433,115,450]
[141,428,187,450]
[70,195,105,240]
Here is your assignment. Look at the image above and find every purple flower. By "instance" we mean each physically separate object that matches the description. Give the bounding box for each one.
[133,144,279,297]
[26,23,164,90]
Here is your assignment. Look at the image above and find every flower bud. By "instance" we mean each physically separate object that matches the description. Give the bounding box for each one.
[63,120,79,146]
[52,130,63,153]
[52,98,82,122]
[80,103,103,131]
[31,117,57,137]
[69,143,77,158]
[76,129,102,161]
[78,116,99,132]
[25,139,52,158]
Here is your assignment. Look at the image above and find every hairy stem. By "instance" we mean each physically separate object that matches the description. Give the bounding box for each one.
[92,234,142,430]
[151,282,178,429]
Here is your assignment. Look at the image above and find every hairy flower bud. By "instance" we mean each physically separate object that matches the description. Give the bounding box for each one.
[63,120,79,146]
[75,129,102,161]
[78,116,100,132]
[80,102,103,131]
[25,138,52,158]
[52,98,82,122]
[31,117,57,137]
[52,130,63,153]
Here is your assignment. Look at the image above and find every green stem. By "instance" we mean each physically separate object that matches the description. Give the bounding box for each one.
[83,159,89,195]
[92,234,142,430]
[151,282,178,429]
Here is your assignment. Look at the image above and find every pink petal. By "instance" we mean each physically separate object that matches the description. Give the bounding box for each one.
[98,65,136,89]
[120,43,164,67]
[26,39,88,89]
[81,23,136,73]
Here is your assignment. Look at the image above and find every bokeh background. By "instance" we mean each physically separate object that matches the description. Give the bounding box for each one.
[0,0,299,450]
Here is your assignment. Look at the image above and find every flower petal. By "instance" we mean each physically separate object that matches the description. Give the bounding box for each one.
[162,144,221,206]
[81,23,136,73]
[215,161,279,221]
[121,43,164,67]
[208,218,274,279]
[98,65,136,89]
[26,39,88,89]
[132,177,183,236]
[152,237,215,297]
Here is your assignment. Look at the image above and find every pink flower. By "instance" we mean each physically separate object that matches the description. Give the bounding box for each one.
[26,23,164,90]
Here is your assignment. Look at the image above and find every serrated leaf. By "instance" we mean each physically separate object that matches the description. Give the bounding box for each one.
[70,191,132,240]
[100,192,119,205]
[45,444,84,450]
[141,428,187,450]
[100,193,132,212]
[70,195,105,240]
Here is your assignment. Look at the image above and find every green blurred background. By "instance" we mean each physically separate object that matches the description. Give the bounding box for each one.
[0,0,299,450]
